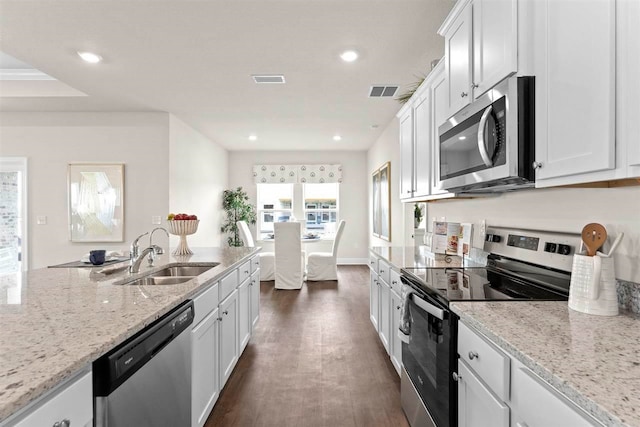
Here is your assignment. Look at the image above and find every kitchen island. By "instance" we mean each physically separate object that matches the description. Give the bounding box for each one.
[0,247,259,423]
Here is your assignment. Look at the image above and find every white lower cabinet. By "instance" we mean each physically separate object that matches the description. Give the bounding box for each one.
[238,278,251,353]
[11,369,92,427]
[389,289,403,375]
[458,321,604,427]
[250,270,260,331]
[192,308,220,427]
[457,361,509,427]
[219,289,239,389]
[369,269,380,332]
[378,277,391,354]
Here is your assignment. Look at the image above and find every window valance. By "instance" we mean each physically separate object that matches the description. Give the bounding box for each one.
[253,164,343,184]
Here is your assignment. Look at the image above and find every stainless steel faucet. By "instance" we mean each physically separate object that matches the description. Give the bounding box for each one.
[130,245,163,273]
[130,232,150,261]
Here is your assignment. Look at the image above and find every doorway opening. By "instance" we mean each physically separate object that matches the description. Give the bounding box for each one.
[0,157,27,274]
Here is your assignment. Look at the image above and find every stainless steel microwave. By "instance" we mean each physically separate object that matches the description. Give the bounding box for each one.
[437,76,535,193]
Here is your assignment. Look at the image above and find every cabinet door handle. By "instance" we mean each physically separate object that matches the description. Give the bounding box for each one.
[460,91,468,98]
[532,161,543,170]
[380,269,384,273]
[217,317,223,321]
[396,305,401,310]
[223,310,229,315]
[468,351,479,360]
[471,83,479,89]
[406,190,412,194]
[452,372,461,382]
[60,420,70,427]
[392,280,397,285]
[245,270,250,274]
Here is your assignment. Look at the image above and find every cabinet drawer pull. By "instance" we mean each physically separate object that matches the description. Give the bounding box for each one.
[223,310,229,315]
[217,317,223,321]
[468,351,479,360]
[379,269,384,273]
[396,305,401,310]
[392,280,397,284]
[452,372,461,382]
[532,161,543,170]
[244,270,250,274]
[471,83,479,89]
[461,91,468,98]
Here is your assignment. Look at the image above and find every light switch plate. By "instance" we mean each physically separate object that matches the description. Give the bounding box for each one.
[151,215,161,225]
[36,216,47,225]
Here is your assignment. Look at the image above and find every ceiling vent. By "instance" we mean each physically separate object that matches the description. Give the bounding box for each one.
[369,85,398,98]
[252,75,286,84]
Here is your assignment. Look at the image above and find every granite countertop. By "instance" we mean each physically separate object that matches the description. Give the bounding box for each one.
[451,301,640,427]
[0,247,258,421]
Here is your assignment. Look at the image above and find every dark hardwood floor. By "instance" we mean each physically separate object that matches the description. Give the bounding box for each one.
[205,265,409,427]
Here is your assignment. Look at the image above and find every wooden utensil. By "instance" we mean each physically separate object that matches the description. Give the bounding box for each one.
[581,223,607,256]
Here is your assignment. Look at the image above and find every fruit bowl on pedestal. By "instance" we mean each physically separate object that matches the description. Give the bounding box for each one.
[167,219,199,255]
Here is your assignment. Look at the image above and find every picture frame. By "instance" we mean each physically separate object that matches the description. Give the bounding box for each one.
[372,162,391,241]
[68,163,124,242]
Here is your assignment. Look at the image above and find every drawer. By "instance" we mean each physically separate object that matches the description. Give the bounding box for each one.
[389,269,402,295]
[512,366,603,427]
[239,260,251,284]
[219,268,239,301]
[192,281,219,326]
[378,260,390,285]
[369,254,378,272]
[458,322,510,401]
[251,255,260,273]
[14,370,92,427]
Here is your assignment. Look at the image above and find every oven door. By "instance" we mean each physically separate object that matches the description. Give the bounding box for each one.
[402,289,457,427]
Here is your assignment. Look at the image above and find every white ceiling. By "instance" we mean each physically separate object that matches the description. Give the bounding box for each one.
[0,0,454,151]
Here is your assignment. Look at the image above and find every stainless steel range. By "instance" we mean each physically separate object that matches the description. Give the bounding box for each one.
[399,227,583,427]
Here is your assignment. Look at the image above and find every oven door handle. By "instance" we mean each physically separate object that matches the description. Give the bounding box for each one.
[411,294,445,320]
[477,105,494,167]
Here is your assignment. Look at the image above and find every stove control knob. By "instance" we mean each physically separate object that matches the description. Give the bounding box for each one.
[557,244,572,255]
[544,242,557,253]
[485,234,502,243]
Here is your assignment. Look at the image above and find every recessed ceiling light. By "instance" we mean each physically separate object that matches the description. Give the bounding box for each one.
[459,136,467,140]
[340,50,358,62]
[333,135,342,141]
[249,134,258,141]
[77,51,102,64]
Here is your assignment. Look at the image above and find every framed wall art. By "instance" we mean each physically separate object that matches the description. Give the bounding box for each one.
[68,163,124,242]
[372,162,391,241]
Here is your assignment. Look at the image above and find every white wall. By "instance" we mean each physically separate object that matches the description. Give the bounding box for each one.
[425,187,640,283]
[227,150,368,262]
[169,115,228,248]
[0,112,170,269]
[367,119,411,248]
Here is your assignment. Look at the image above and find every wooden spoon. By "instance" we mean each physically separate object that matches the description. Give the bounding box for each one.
[581,223,607,256]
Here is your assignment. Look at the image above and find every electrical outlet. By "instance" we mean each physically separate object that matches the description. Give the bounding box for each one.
[479,219,487,243]
[36,216,47,225]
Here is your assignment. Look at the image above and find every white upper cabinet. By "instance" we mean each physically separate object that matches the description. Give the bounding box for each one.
[399,107,415,199]
[472,0,517,97]
[532,0,616,183]
[413,91,432,198]
[443,2,473,116]
[440,0,517,118]
[619,0,640,177]
[430,62,452,196]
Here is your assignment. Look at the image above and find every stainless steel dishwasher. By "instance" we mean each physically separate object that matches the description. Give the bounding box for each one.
[93,300,194,427]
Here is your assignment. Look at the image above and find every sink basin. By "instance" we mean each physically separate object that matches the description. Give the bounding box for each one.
[125,276,195,286]
[149,264,218,277]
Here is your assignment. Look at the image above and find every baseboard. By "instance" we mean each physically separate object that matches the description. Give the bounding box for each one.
[337,258,368,265]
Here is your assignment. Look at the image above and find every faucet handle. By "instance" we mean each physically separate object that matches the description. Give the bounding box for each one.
[131,232,150,258]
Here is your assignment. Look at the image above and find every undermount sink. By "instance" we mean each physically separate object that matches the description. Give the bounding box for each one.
[149,264,218,278]
[120,263,219,286]
[125,276,195,286]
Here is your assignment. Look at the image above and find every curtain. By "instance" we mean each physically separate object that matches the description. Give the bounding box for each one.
[253,164,342,184]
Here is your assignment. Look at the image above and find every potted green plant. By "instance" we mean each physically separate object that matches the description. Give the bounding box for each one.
[221,187,257,247]
[414,203,423,229]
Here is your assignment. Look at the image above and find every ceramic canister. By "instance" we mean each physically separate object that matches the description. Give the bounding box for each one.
[568,254,618,316]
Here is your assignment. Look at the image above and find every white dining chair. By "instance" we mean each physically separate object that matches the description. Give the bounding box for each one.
[274,222,304,290]
[237,220,275,281]
[306,220,346,281]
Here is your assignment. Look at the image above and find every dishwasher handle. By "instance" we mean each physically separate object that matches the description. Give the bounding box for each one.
[93,300,194,396]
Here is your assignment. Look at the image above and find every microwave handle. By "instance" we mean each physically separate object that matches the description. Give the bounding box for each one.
[477,105,494,167]
[411,293,445,320]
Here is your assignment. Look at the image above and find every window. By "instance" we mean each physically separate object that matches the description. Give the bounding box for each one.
[303,183,339,234]
[257,184,293,238]
[256,182,339,238]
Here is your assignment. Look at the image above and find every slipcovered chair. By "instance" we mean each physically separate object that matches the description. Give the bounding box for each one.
[306,220,346,281]
[237,221,275,281]
[274,222,304,290]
